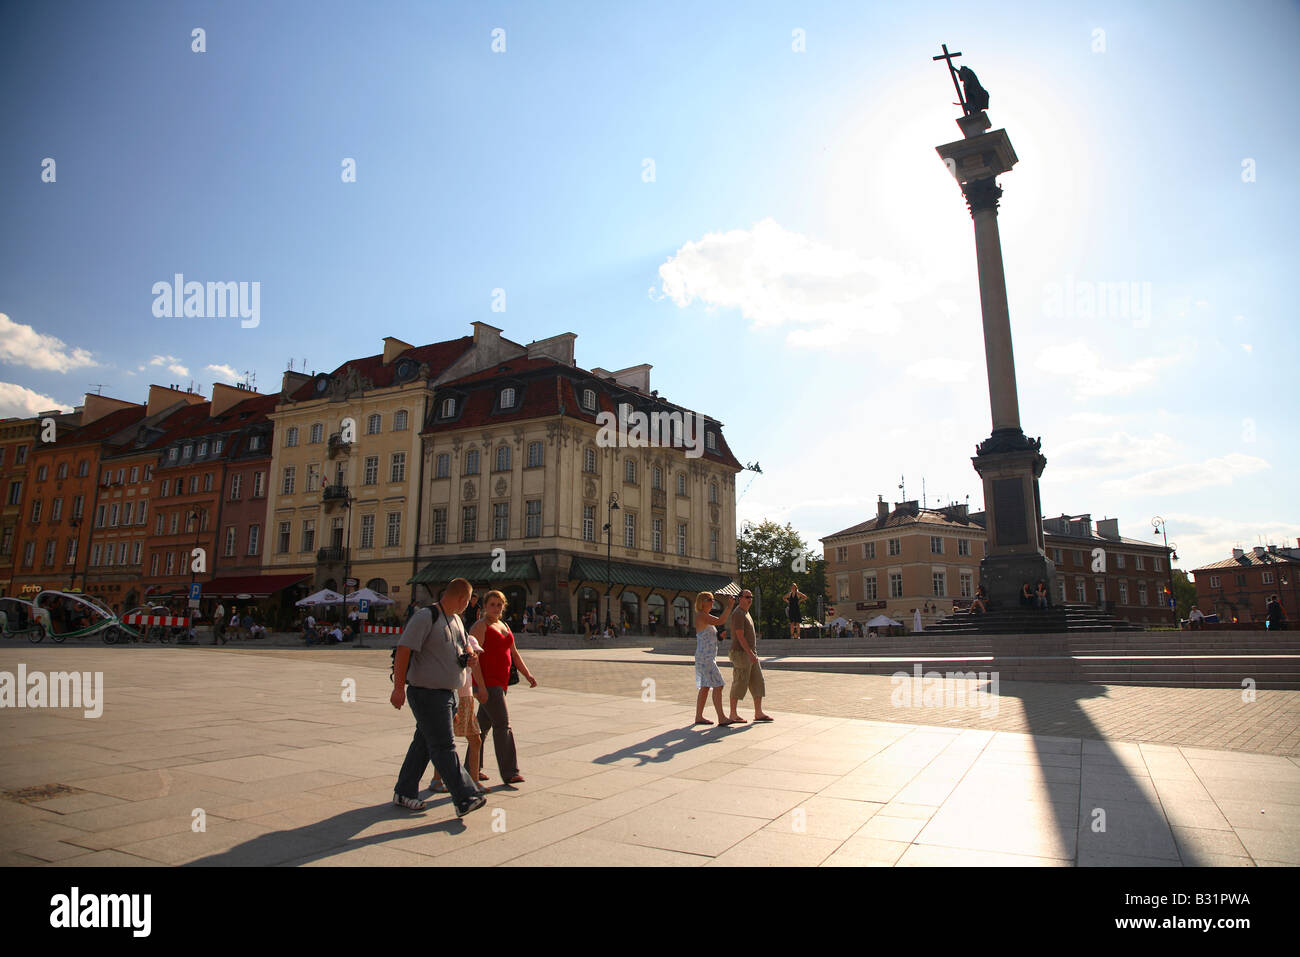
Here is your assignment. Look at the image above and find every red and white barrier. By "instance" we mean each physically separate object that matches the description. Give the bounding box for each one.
[363,624,402,634]
[122,615,190,627]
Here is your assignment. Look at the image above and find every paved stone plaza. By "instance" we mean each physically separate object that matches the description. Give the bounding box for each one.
[1,645,1297,866]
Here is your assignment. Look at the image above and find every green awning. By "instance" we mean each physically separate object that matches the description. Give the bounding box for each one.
[568,556,733,594]
[408,554,540,586]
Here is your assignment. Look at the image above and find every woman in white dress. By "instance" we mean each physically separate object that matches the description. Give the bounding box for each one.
[693,591,738,726]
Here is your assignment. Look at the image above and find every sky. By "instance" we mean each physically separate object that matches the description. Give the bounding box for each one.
[1,0,1297,574]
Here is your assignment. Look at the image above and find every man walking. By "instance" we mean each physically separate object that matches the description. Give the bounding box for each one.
[390,578,487,818]
[728,590,773,722]
[212,601,226,646]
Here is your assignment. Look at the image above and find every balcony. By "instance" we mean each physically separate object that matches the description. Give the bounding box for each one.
[317,546,349,564]
[650,489,667,510]
[322,484,350,504]
[328,434,352,458]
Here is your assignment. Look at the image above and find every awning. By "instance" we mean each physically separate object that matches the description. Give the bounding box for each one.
[568,557,733,595]
[409,554,540,586]
[203,573,311,598]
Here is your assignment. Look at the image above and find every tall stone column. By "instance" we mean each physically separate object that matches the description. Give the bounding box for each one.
[937,114,1056,611]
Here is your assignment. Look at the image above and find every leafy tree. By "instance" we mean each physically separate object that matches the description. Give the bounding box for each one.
[736,519,826,638]
[1171,568,1197,620]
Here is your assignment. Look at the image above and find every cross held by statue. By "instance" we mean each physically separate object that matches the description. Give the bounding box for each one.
[933,43,967,111]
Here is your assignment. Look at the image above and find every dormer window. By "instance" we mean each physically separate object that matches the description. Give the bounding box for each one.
[168,448,178,463]
[182,444,193,459]
[705,431,716,451]
[582,389,596,411]
[213,439,224,455]
[198,440,209,456]
[441,398,456,418]
[500,388,516,409]
[249,435,263,451]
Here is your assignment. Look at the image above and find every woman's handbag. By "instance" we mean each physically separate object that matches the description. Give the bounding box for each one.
[509,664,520,686]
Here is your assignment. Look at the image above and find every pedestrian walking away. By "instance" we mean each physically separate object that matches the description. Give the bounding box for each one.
[693,591,738,726]
[471,590,537,786]
[786,583,807,639]
[728,590,772,723]
[390,577,486,819]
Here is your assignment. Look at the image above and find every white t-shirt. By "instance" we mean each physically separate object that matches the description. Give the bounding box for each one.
[459,634,484,697]
[306,615,316,629]
[330,626,344,641]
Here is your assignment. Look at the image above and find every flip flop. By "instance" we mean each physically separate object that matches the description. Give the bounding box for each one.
[717,718,741,727]
[693,718,714,725]
[753,716,775,722]
[727,716,748,723]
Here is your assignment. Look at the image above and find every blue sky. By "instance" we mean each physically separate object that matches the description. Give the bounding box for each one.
[2,0,1297,572]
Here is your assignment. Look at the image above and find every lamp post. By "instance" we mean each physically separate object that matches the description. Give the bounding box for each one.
[1152,516,1178,624]
[603,492,619,631]
[189,506,205,638]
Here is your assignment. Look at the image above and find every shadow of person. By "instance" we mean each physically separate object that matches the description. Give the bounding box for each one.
[184,796,470,866]
[593,722,751,768]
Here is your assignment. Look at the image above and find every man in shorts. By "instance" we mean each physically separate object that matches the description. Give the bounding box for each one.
[728,590,773,722]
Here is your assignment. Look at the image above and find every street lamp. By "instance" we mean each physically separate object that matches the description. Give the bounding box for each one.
[1152,516,1178,623]
[189,506,205,639]
[603,492,619,631]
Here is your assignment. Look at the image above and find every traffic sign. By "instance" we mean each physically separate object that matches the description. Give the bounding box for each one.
[358,598,369,620]
[189,583,202,600]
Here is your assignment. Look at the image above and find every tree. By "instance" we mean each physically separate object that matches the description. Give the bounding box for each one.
[736,519,826,638]
[1171,568,1197,620]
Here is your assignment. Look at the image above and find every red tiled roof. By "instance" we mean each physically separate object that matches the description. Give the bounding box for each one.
[287,337,475,401]
[61,406,148,447]
[1191,552,1300,573]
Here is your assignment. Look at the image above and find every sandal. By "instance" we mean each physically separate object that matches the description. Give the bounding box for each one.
[393,792,427,811]
[693,717,714,725]
[429,780,447,793]
[507,774,525,784]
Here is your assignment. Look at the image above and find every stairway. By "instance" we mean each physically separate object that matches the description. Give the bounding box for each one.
[924,603,1144,635]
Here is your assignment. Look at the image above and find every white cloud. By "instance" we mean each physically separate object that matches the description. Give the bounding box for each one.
[149,355,190,378]
[0,381,72,417]
[904,357,973,384]
[205,363,240,383]
[1051,431,1179,482]
[1103,453,1270,496]
[657,218,930,347]
[0,314,97,372]
[1036,339,1182,398]
[1158,512,1300,574]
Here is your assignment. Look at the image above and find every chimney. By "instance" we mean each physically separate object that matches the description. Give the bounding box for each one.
[146,384,206,417]
[1253,546,1267,557]
[80,393,141,426]
[383,336,415,364]
[210,381,263,417]
[1232,548,1245,560]
[281,370,311,397]
[1268,544,1278,554]
[1096,517,1120,540]
[526,332,577,367]
[877,495,889,524]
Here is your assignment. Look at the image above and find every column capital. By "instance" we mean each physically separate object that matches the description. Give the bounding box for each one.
[962,178,1003,216]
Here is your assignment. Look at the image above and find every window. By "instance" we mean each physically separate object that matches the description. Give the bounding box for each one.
[1050,547,1062,563]
[390,452,406,483]
[465,449,480,475]
[500,388,515,409]
[66,538,77,564]
[1076,579,1087,602]
[183,510,195,533]
[960,572,973,597]
[624,458,637,484]
[164,551,175,575]
[440,398,455,418]
[310,423,323,444]
[582,506,595,542]
[888,538,901,557]
[57,462,68,480]
[958,539,971,556]
[301,520,315,552]
[197,441,208,458]
[1118,581,1129,604]
[155,513,165,535]
[247,524,259,555]
[74,495,85,520]
[494,446,510,472]
[116,468,125,484]
[1135,555,1145,570]
[837,577,850,601]
[37,465,50,481]
[525,500,541,538]
[705,431,717,451]
[142,464,153,482]
[213,439,224,455]
[1209,575,1220,589]
[930,536,944,555]
[624,512,636,548]
[243,436,256,451]
[432,508,447,545]
[150,552,159,576]
[933,572,947,597]
[31,499,42,523]
[78,459,89,477]
[836,546,847,562]
[709,528,719,561]
[131,541,141,565]
[652,518,663,553]
[286,427,299,447]
[95,504,105,528]
[282,467,296,495]
[367,414,381,435]
[277,522,291,554]
[709,481,718,504]
[364,455,379,485]
[230,473,243,500]
[160,479,170,497]
[117,542,128,565]
[435,453,450,478]
[360,514,375,549]
[121,502,131,525]
[492,503,509,539]
[652,467,662,490]
[1261,571,1275,586]
[864,575,878,600]
[224,526,237,557]
[0,449,5,468]
[527,442,543,468]
[1235,574,1246,588]
[676,472,686,496]
[677,523,687,556]
[393,409,409,431]
[1138,583,1148,605]
[188,475,198,494]
[306,464,320,493]
[462,506,477,542]
[863,541,876,559]
[22,541,35,567]
[1116,553,1126,569]
[584,448,597,473]
[1058,579,1066,603]
[1,527,11,555]
[43,540,56,566]
[1153,557,1163,572]
[6,481,21,506]
[582,389,596,411]
[182,444,192,461]
[203,472,213,492]
[51,498,64,521]
[90,544,101,567]
[890,573,904,598]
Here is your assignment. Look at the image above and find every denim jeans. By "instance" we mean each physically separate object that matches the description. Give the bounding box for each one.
[395,686,477,809]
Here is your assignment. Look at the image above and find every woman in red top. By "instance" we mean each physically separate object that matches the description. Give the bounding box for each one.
[469,590,537,785]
